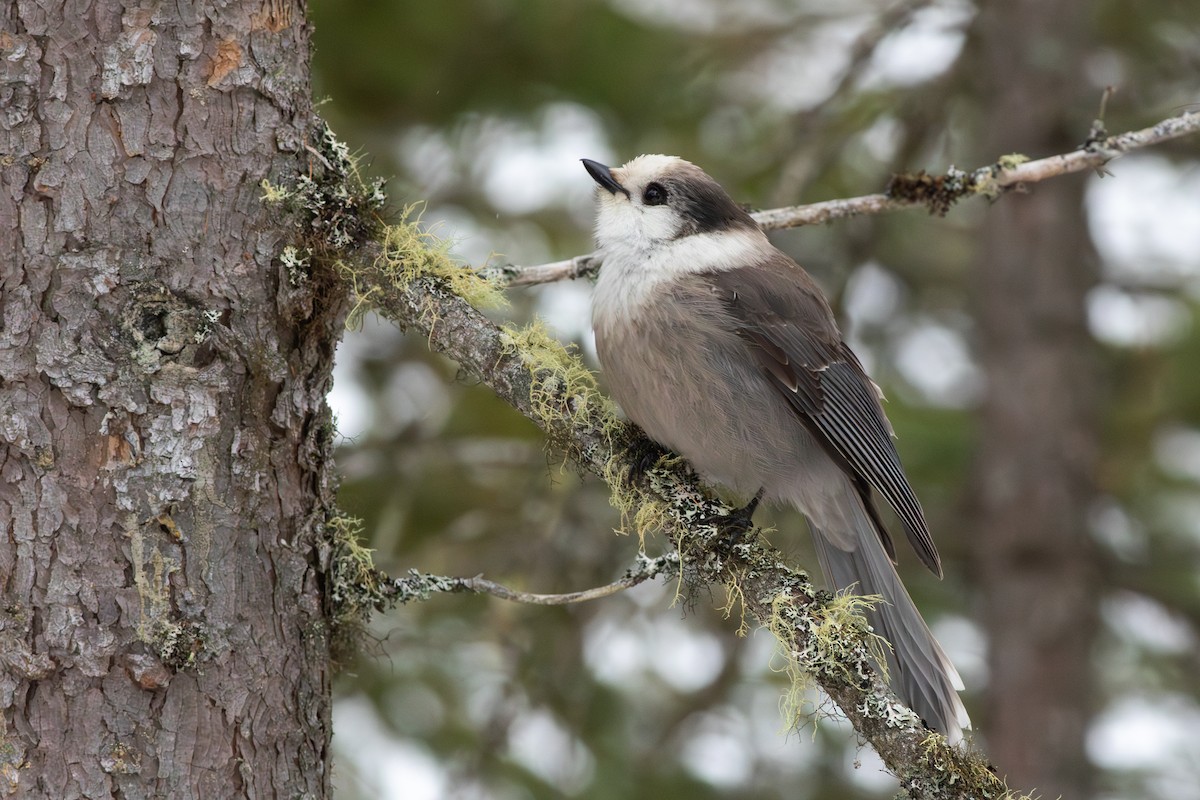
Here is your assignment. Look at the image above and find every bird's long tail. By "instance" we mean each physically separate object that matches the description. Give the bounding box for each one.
[810,520,970,742]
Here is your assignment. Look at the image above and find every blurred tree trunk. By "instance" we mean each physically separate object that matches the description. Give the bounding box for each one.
[0,2,343,797]
[966,0,1102,796]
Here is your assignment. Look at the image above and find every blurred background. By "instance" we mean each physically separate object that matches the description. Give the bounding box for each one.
[308,1,1200,798]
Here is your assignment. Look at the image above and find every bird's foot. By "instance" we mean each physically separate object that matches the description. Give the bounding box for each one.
[708,488,764,549]
[622,437,670,487]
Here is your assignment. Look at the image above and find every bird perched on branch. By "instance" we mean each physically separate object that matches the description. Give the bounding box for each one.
[583,154,970,741]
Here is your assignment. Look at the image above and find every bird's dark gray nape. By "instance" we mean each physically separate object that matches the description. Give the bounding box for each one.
[581,159,630,199]
[668,167,757,235]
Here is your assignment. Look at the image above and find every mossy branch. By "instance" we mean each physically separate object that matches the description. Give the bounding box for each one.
[314,212,1010,800]
[284,120,1025,799]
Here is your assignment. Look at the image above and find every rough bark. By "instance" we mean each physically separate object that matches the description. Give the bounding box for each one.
[0,2,343,797]
[966,0,1102,795]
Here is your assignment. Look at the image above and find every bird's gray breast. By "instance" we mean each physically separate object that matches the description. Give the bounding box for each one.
[593,277,807,498]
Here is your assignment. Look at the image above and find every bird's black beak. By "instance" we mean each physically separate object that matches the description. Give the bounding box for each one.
[582,159,630,199]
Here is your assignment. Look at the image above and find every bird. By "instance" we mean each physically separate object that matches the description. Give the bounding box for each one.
[582,154,970,741]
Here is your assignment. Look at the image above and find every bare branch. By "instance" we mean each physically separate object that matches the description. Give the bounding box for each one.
[481,253,600,287]
[497,109,1200,287]
[994,109,1200,185]
[752,191,904,230]
[387,552,679,606]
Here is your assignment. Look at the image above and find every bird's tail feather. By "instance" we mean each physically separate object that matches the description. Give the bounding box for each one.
[810,522,970,742]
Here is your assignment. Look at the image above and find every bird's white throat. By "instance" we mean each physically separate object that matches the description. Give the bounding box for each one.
[592,227,768,327]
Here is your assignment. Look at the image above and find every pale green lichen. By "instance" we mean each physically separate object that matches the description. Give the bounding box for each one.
[195,308,222,343]
[858,685,923,732]
[610,458,687,555]
[896,732,1029,800]
[498,321,681,553]
[259,178,292,204]
[263,123,511,335]
[262,121,386,253]
[374,207,508,311]
[597,447,681,550]
[334,205,509,333]
[767,587,887,728]
[328,513,385,614]
[99,741,142,775]
[720,574,751,636]
[156,619,209,671]
[499,320,613,427]
[631,494,673,545]
[33,446,54,470]
[972,153,1033,200]
[996,152,1031,170]
[327,512,390,664]
[280,245,311,286]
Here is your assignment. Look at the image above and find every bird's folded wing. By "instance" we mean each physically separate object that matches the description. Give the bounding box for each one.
[705,260,942,577]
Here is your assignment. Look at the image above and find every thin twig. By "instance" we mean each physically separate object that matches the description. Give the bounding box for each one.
[389,552,679,606]
[495,109,1200,287]
[752,192,905,230]
[481,254,601,288]
[992,109,1200,185]
[455,575,639,604]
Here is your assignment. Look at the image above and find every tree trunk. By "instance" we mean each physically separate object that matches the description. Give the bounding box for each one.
[1,2,342,797]
[967,0,1101,796]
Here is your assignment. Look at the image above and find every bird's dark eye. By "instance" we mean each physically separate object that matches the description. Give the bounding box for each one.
[642,182,668,206]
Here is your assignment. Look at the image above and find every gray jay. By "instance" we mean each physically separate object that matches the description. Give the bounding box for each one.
[583,154,970,741]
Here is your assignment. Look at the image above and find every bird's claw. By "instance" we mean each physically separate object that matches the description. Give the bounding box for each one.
[708,488,764,549]
[623,437,669,487]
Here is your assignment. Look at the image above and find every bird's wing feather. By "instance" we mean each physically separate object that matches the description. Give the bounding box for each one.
[705,258,942,576]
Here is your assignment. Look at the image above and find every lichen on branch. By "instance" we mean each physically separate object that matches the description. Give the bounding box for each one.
[295,119,1026,799]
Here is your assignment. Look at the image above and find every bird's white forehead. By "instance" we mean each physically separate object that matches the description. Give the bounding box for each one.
[614,154,688,186]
